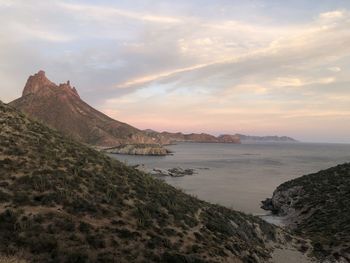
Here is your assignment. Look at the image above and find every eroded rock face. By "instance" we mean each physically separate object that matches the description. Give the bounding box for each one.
[22,71,79,99]
[262,186,304,217]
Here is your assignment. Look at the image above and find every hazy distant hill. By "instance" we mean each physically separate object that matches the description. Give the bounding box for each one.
[145,130,297,144]
[145,130,241,144]
[235,134,297,143]
[0,100,290,262]
[10,71,158,147]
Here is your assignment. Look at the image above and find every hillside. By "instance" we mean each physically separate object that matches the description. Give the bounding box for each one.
[9,71,160,147]
[262,163,350,262]
[0,100,291,262]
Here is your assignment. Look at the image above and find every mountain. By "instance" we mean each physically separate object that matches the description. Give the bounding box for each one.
[145,131,241,144]
[0,100,302,262]
[217,134,242,143]
[160,132,220,143]
[10,71,293,148]
[261,163,350,262]
[235,134,297,143]
[9,70,158,147]
[145,130,296,144]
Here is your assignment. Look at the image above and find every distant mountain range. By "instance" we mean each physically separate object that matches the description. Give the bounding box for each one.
[144,130,241,144]
[10,71,297,150]
[145,130,297,144]
[235,134,297,143]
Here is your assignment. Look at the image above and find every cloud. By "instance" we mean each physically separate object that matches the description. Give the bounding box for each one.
[224,84,268,95]
[11,23,73,42]
[319,10,345,20]
[1,1,350,142]
[109,8,350,91]
[270,77,335,87]
[0,0,14,7]
[114,62,213,88]
[58,2,182,24]
[328,66,342,72]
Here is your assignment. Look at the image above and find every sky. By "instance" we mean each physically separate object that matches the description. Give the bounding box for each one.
[1,0,350,143]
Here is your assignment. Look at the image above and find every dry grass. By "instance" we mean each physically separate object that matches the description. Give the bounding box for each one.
[0,256,27,263]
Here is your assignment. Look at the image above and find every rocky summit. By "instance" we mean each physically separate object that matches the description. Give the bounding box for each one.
[10,71,158,147]
[0,100,296,262]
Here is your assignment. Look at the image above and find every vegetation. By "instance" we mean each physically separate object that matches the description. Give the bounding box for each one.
[0,256,27,263]
[0,101,281,262]
[272,163,350,261]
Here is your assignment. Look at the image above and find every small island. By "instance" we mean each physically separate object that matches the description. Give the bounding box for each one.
[103,144,171,156]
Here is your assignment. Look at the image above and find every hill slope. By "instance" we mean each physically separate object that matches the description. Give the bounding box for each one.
[262,163,350,261]
[9,71,157,147]
[0,100,284,262]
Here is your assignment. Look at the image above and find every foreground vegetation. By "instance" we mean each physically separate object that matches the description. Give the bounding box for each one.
[0,100,282,262]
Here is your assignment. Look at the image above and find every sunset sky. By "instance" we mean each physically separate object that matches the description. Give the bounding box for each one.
[1,0,350,143]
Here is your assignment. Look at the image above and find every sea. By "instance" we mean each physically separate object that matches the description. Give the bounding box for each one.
[110,142,350,215]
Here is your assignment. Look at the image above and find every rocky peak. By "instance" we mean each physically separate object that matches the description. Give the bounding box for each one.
[22,70,56,97]
[22,70,79,98]
[58,80,79,98]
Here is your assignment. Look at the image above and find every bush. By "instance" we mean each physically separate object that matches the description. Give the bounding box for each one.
[63,250,89,263]
[28,234,57,253]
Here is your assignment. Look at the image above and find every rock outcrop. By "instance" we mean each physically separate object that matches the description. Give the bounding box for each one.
[22,70,56,96]
[150,167,196,177]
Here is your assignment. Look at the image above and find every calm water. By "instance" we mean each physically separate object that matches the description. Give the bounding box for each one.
[110,142,350,215]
